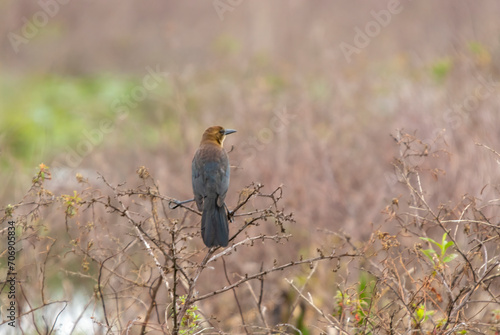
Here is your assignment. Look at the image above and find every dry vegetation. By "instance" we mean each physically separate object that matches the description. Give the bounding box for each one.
[1,1,500,334]
[1,131,500,334]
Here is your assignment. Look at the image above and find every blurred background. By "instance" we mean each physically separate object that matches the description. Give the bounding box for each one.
[1,0,500,332]
[2,1,500,234]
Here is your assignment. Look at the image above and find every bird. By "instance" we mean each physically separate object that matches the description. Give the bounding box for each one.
[192,126,236,247]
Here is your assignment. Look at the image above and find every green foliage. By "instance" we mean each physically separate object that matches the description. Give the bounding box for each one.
[0,76,114,159]
[32,163,51,184]
[358,272,376,304]
[333,272,377,333]
[4,203,14,217]
[413,304,435,325]
[430,57,452,83]
[420,232,458,267]
[467,41,491,66]
[468,41,487,55]
[0,74,173,173]
[178,295,202,335]
[61,190,82,217]
[295,308,310,335]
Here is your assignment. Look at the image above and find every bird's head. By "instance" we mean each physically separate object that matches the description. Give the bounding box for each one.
[201,126,236,146]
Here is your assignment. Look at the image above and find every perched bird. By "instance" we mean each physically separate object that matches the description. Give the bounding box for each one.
[192,126,236,247]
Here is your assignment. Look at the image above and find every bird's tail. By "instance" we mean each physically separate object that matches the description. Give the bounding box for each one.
[201,198,229,247]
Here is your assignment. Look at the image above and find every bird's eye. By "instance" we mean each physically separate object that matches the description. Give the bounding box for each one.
[219,129,225,134]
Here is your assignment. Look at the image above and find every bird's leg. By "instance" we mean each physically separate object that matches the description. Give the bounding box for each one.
[169,198,194,209]
[225,203,234,222]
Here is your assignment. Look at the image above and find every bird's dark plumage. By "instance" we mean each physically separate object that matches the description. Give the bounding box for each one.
[192,126,236,247]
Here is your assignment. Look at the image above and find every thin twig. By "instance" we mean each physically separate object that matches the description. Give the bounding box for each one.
[222,258,249,335]
[193,252,357,303]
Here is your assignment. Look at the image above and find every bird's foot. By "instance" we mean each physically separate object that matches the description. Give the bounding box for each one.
[227,209,234,223]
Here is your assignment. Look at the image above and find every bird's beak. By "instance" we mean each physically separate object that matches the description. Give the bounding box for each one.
[224,129,237,135]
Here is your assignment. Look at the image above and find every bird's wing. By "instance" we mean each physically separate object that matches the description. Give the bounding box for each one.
[192,152,205,211]
[193,145,230,208]
[216,151,230,207]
